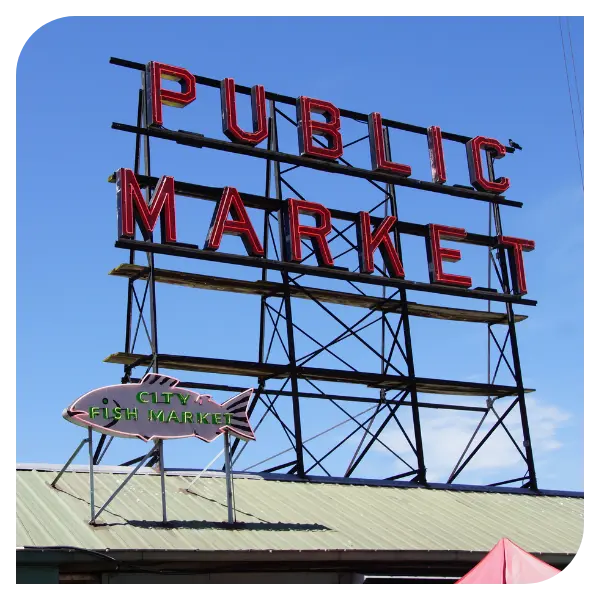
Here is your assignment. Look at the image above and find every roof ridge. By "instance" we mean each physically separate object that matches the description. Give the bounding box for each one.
[16,463,584,498]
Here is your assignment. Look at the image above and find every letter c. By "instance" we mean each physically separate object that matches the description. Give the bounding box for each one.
[136,391,150,404]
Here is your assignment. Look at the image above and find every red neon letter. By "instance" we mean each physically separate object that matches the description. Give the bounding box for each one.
[145,61,196,127]
[498,236,535,295]
[205,187,264,257]
[427,126,447,184]
[427,224,472,288]
[220,78,268,146]
[284,199,334,267]
[117,168,177,243]
[368,112,411,177]
[466,136,510,194]
[296,97,343,161]
[357,212,404,278]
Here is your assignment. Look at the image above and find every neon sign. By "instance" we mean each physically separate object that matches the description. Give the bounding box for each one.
[145,60,511,193]
[115,167,534,297]
[63,374,255,442]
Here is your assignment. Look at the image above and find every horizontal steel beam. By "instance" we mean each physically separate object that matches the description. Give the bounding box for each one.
[110,264,526,324]
[128,377,489,412]
[114,238,537,306]
[112,123,522,208]
[109,56,515,153]
[105,352,534,397]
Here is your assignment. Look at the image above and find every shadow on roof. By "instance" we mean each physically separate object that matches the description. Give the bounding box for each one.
[96,519,332,532]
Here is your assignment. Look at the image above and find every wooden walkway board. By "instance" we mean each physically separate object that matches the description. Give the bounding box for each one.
[109,264,526,325]
[104,352,533,397]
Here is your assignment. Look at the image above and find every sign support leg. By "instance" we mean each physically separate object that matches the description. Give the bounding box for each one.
[92,443,156,523]
[88,427,95,524]
[158,439,167,523]
[50,436,88,488]
[224,432,235,524]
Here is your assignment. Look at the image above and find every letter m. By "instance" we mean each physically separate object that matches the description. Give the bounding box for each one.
[117,168,177,243]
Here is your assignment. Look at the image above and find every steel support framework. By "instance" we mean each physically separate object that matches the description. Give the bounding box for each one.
[94,75,165,471]
[101,57,539,490]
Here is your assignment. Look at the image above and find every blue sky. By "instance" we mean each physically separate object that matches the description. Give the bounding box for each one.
[17,17,583,491]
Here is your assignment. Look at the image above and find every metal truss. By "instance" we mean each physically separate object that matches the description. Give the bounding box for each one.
[223,102,427,482]
[445,155,537,489]
[94,83,163,471]
[101,58,539,491]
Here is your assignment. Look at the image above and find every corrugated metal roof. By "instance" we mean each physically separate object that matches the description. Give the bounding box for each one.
[16,466,583,556]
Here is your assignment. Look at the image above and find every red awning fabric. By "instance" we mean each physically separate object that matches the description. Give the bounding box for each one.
[456,538,561,584]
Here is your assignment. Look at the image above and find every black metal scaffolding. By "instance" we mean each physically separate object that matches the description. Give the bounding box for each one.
[101,57,539,491]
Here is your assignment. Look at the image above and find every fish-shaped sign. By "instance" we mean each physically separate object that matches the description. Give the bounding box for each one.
[63,373,255,442]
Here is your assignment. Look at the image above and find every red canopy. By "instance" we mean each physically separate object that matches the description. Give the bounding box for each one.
[456,538,561,584]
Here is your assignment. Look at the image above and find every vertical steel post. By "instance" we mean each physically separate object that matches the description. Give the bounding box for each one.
[97,89,147,467]
[383,128,427,483]
[229,107,275,465]
[140,72,159,374]
[259,115,273,365]
[158,439,167,522]
[124,88,145,364]
[381,170,388,399]
[487,196,492,399]
[141,71,161,477]
[224,432,234,523]
[269,100,305,477]
[486,151,537,490]
[88,427,95,524]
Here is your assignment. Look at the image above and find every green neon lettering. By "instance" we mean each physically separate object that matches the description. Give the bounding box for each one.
[196,413,209,425]
[136,391,149,404]
[224,413,232,425]
[102,407,109,419]
[151,392,158,403]
[167,410,181,423]
[161,392,174,404]
[112,407,122,420]
[177,393,190,406]
[148,409,164,422]
[89,407,100,419]
[183,411,193,423]
[212,413,222,425]
[126,408,138,420]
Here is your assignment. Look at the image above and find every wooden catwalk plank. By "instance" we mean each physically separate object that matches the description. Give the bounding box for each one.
[110,264,526,325]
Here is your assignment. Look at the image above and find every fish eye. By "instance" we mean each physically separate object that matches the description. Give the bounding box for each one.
[102,398,109,405]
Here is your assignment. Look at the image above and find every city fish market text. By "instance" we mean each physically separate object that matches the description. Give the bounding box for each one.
[87,406,236,426]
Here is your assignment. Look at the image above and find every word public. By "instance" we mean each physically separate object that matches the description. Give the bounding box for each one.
[144,61,511,195]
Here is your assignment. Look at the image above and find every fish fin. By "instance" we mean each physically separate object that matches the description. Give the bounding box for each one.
[141,373,180,387]
[222,389,255,441]
[224,423,256,442]
[222,388,253,412]
[194,394,213,405]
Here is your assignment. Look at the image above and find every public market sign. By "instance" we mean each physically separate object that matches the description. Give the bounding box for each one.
[113,60,535,300]
[63,374,255,442]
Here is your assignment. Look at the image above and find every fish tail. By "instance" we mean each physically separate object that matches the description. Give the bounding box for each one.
[222,389,255,441]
